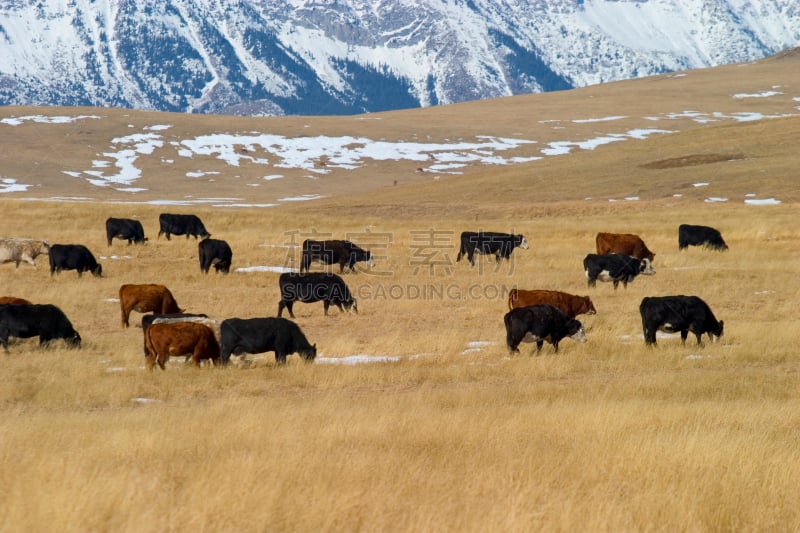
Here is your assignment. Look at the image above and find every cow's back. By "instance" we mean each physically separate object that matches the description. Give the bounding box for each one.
[509,289,595,317]
[0,296,33,305]
[596,232,654,261]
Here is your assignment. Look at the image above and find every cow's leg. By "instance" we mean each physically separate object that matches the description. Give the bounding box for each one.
[468,251,476,267]
[323,301,330,316]
[278,301,295,318]
[680,330,689,345]
[275,351,287,365]
[551,341,559,353]
[535,340,544,353]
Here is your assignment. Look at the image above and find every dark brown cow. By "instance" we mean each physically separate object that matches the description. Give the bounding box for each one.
[596,232,655,262]
[507,289,597,318]
[144,321,220,371]
[119,284,183,328]
[0,296,33,305]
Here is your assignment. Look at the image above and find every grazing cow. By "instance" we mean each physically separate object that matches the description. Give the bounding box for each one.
[0,303,81,352]
[640,295,724,346]
[596,232,655,262]
[300,239,374,273]
[583,253,655,289]
[198,238,233,274]
[119,284,183,328]
[157,213,210,240]
[456,231,529,267]
[0,238,50,269]
[140,312,210,356]
[277,272,357,318]
[508,289,597,318]
[48,244,102,277]
[220,317,316,365]
[0,297,33,305]
[106,217,147,246]
[678,224,728,251]
[504,304,587,354]
[144,321,220,370]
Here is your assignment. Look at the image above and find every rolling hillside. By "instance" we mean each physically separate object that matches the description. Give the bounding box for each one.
[1,48,799,210]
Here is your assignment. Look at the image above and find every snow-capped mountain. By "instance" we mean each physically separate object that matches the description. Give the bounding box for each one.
[0,0,797,116]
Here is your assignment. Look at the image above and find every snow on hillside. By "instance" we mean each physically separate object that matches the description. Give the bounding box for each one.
[1,89,794,205]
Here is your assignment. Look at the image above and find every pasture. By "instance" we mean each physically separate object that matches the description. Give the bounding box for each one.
[2,50,800,531]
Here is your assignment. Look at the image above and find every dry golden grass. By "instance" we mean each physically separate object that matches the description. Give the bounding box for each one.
[1,50,800,531]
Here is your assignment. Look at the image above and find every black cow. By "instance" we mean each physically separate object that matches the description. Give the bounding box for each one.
[158,213,210,240]
[678,224,728,251]
[220,317,316,365]
[583,253,654,289]
[456,231,528,266]
[278,272,357,318]
[300,239,373,273]
[140,312,210,356]
[49,244,102,277]
[0,303,81,352]
[640,295,724,346]
[198,238,232,274]
[504,304,587,354]
[105,217,147,246]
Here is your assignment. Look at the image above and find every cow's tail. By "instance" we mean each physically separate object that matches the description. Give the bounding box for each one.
[503,312,515,352]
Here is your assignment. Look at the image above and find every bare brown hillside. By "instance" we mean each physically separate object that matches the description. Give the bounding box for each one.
[1,48,798,209]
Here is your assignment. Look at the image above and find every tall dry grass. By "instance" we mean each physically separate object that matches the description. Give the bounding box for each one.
[1,197,798,531]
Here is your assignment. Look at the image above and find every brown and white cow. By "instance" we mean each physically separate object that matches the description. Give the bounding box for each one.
[508,289,597,318]
[595,232,655,262]
[118,284,183,328]
[0,238,50,269]
[144,321,220,371]
[0,296,33,305]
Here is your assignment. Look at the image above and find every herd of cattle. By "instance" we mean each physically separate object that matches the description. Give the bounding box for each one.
[0,212,728,365]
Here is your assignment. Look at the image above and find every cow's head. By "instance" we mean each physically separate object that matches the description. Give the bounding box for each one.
[66,331,82,348]
[709,320,724,341]
[91,264,103,277]
[366,250,375,268]
[582,297,597,315]
[568,319,588,343]
[345,298,358,314]
[639,258,655,275]
[515,235,529,250]
[300,344,317,362]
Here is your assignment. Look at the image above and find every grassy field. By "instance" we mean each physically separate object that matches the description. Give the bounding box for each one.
[1,50,800,531]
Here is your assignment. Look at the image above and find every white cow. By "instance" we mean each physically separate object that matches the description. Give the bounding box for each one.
[0,238,50,269]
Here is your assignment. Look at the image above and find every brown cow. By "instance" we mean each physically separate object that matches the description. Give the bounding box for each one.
[118,284,183,328]
[144,321,220,371]
[0,296,33,305]
[508,289,597,318]
[596,232,655,262]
